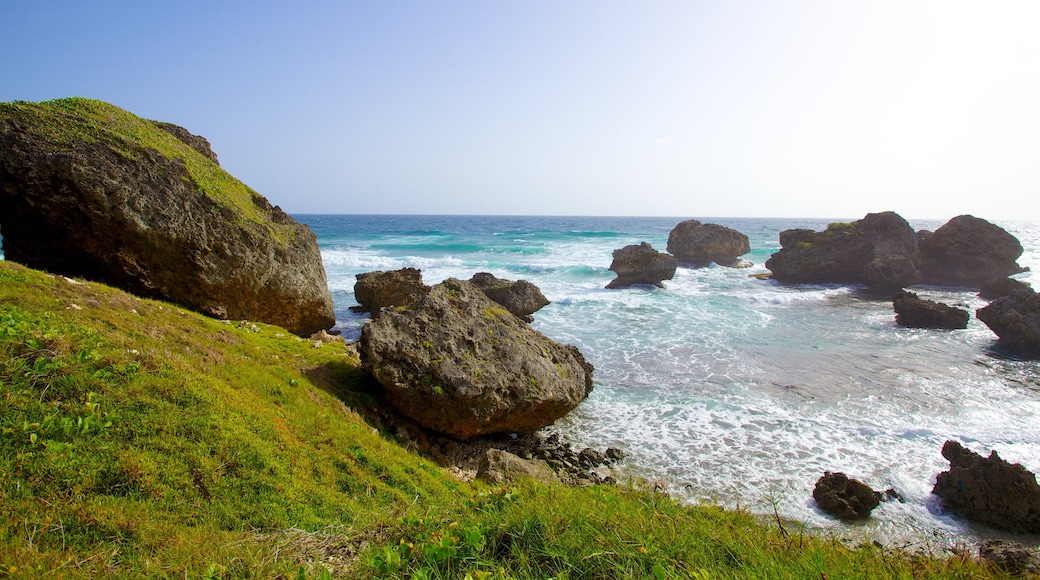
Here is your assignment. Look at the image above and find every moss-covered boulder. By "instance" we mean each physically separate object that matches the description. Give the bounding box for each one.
[0,98,334,336]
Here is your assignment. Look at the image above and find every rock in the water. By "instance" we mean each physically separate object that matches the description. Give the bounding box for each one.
[918,215,1027,286]
[0,98,334,336]
[353,268,428,315]
[932,440,1040,533]
[976,288,1040,356]
[359,278,594,440]
[469,272,550,320]
[865,254,922,291]
[477,449,560,485]
[765,212,921,289]
[812,471,881,519]
[979,277,1033,300]
[605,242,677,289]
[666,220,750,267]
[892,291,969,330]
[978,540,1040,575]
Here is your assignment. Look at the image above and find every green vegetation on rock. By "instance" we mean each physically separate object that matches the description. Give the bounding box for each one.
[0,98,281,241]
[0,261,1004,578]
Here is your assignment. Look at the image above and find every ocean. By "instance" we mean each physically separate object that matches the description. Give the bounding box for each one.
[302,214,1040,549]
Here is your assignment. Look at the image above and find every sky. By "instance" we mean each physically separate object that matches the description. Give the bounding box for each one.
[2,1,1038,220]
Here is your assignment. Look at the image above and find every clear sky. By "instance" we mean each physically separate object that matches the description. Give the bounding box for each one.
[3,1,1038,219]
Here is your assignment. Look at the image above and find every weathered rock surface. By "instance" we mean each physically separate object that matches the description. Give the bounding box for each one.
[978,540,1040,575]
[765,212,921,289]
[666,220,750,267]
[0,98,334,336]
[605,242,677,289]
[469,272,550,321]
[476,449,560,485]
[976,288,1040,356]
[353,268,427,315]
[918,215,1027,286]
[359,278,594,440]
[979,277,1033,301]
[813,471,881,519]
[932,440,1040,533]
[892,291,969,330]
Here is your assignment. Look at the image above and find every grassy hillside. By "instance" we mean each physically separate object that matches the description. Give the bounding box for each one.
[0,261,1002,578]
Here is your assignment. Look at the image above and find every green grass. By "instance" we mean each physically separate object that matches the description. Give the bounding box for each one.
[0,261,1005,578]
[0,98,289,244]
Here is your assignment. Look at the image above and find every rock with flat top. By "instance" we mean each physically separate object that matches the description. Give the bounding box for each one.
[605,242,677,289]
[666,220,750,267]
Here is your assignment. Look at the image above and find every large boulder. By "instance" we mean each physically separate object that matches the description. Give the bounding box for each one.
[892,291,969,330]
[765,212,921,289]
[978,540,1040,575]
[605,242,677,289]
[812,471,880,519]
[0,98,334,336]
[918,215,1027,287]
[359,278,594,440]
[976,288,1040,356]
[932,440,1040,533]
[666,220,750,267]
[353,268,428,315]
[469,272,550,321]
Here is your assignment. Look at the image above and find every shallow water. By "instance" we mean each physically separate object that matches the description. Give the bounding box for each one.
[303,214,1040,550]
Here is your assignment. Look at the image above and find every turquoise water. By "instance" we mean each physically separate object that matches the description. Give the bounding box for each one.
[309,214,1040,548]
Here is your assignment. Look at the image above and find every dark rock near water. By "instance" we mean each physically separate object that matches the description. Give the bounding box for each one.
[765,212,921,289]
[605,242,677,289]
[978,540,1040,575]
[765,212,1028,292]
[0,98,334,336]
[979,277,1033,300]
[893,291,969,330]
[865,254,922,291]
[353,268,427,315]
[976,288,1040,356]
[918,215,1027,286]
[813,471,881,519]
[359,278,594,440]
[666,220,750,267]
[477,449,560,485]
[469,272,550,321]
[932,440,1040,533]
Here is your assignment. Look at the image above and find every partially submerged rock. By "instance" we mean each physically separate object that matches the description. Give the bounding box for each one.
[666,220,750,267]
[353,268,427,315]
[813,471,881,519]
[469,272,550,321]
[605,242,677,289]
[765,212,921,290]
[359,278,594,440]
[893,291,969,330]
[477,449,560,485]
[0,98,334,336]
[976,288,1040,356]
[932,440,1040,533]
[918,215,1027,286]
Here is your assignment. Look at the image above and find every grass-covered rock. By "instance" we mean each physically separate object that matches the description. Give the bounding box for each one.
[0,261,1006,578]
[0,97,334,336]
